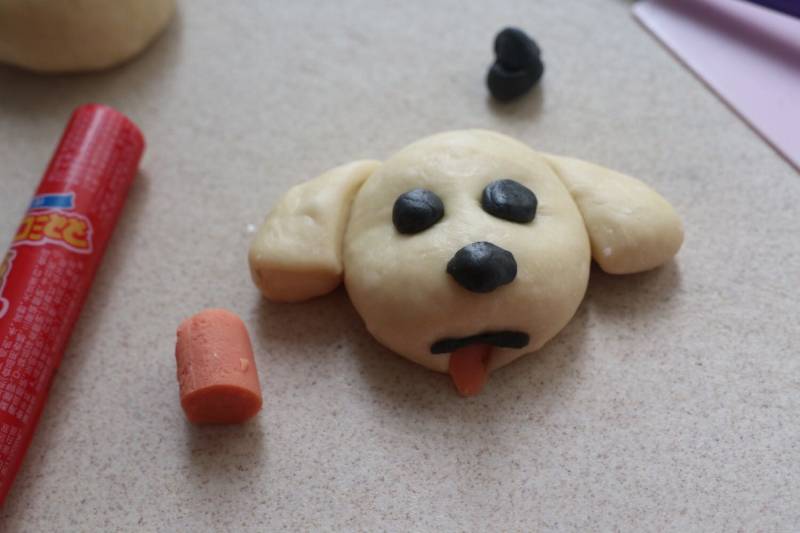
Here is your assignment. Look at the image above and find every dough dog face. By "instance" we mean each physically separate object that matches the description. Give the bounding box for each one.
[343,131,591,372]
[249,130,684,392]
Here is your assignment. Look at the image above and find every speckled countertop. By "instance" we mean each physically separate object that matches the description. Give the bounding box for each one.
[1,1,799,531]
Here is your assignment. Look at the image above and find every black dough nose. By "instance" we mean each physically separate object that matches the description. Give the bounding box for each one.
[447,242,517,293]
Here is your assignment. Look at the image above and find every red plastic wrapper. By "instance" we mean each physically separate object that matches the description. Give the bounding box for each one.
[0,104,144,504]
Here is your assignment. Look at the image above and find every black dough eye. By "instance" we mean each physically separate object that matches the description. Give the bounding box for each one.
[392,189,445,234]
[481,179,537,223]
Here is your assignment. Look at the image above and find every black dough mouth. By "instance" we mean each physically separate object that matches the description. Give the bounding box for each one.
[430,331,530,354]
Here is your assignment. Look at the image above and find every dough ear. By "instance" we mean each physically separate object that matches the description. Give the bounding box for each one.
[249,160,381,302]
[544,154,683,274]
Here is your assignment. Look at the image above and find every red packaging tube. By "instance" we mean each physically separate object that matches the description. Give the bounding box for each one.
[0,104,144,504]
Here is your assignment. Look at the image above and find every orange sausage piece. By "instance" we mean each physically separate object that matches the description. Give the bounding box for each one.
[175,309,262,424]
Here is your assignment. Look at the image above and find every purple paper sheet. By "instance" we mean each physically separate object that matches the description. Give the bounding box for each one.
[634,0,800,173]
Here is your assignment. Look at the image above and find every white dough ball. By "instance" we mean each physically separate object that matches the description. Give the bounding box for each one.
[0,0,176,72]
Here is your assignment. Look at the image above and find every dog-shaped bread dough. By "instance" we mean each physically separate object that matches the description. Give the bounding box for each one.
[249,130,683,394]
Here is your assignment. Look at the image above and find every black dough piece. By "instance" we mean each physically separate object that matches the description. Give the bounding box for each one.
[487,60,544,102]
[430,331,530,354]
[482,179,538,223]
[446,241,517,293]
[487,27,544,102]
[494,27,541,70]
[392,189,445,234]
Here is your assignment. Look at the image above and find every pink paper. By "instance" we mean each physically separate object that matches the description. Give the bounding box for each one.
[634,0,800,173]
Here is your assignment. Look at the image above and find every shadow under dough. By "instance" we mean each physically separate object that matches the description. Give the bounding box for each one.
[485,84,545,123]
[583,259,684,321]
[252,287,365,355]
[181,418,267,502]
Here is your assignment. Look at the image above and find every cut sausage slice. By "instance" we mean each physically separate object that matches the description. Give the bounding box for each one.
[175,309,263,424]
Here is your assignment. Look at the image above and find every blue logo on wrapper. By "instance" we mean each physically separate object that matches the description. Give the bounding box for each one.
[29,193,75,211]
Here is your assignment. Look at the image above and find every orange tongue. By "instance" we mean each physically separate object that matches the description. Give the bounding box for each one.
[448,343,491,397]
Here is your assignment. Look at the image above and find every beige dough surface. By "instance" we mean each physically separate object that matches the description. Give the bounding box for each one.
[344,130,591,372]
[0,0,175,72]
